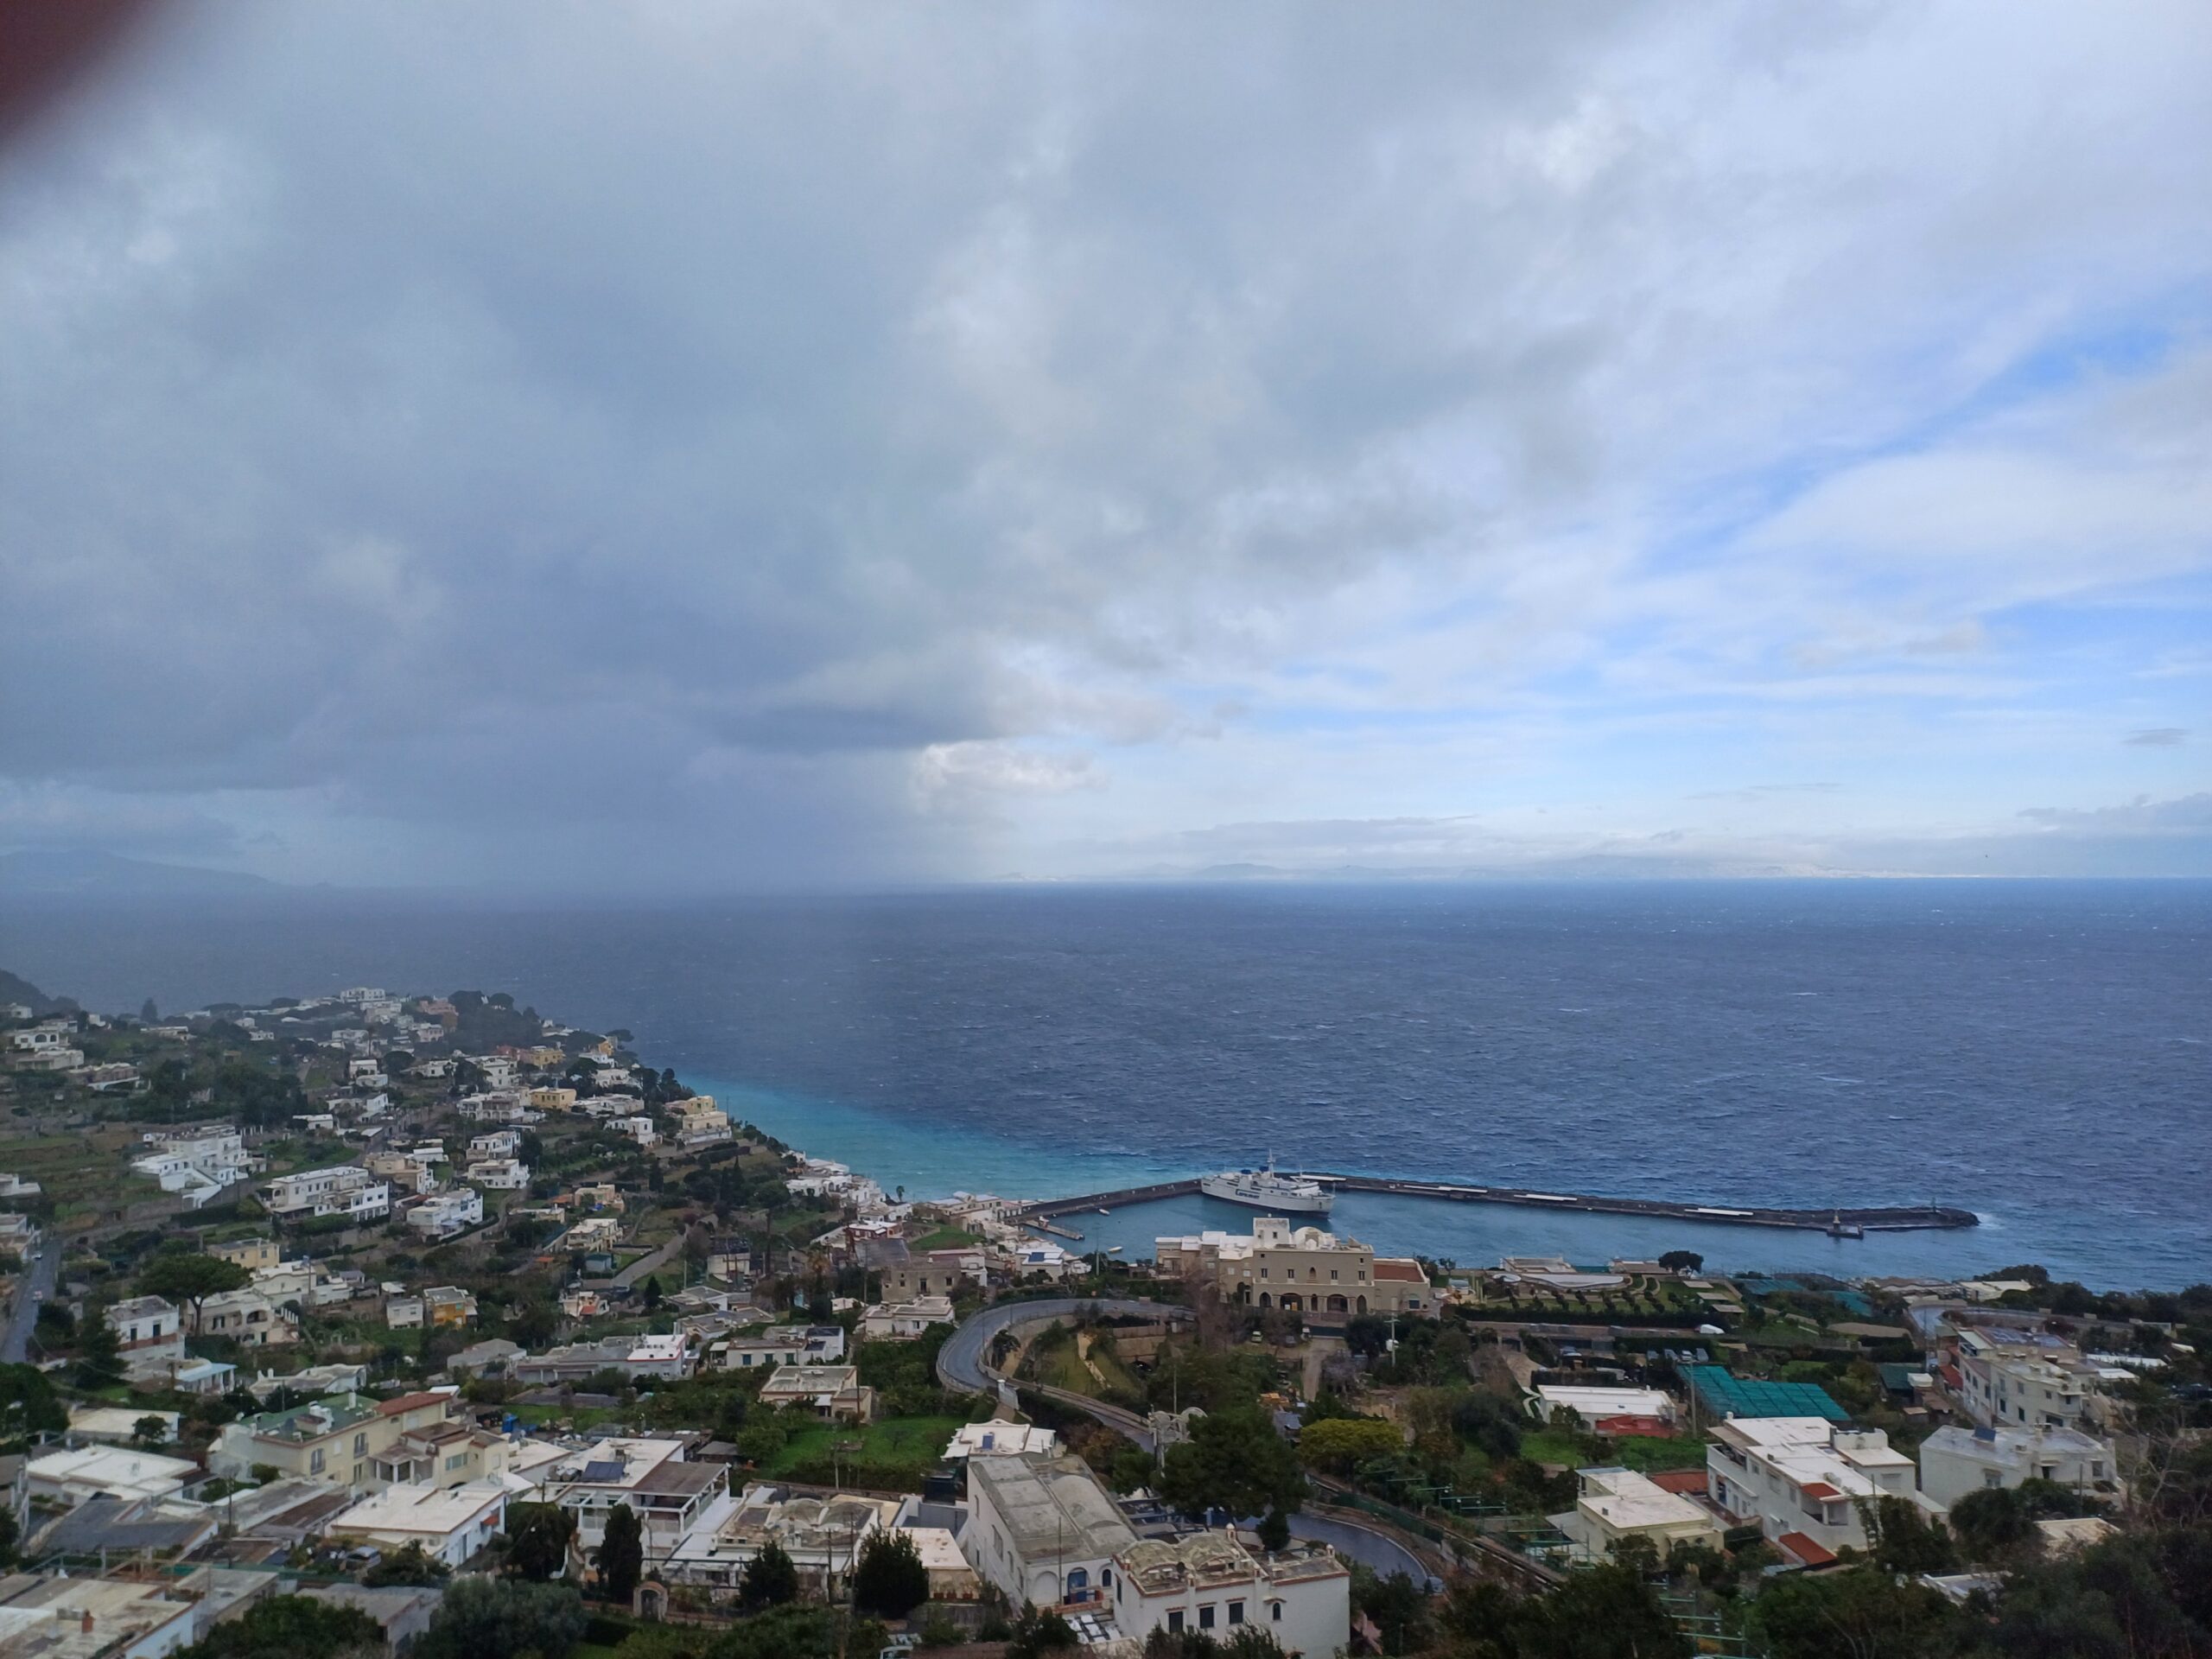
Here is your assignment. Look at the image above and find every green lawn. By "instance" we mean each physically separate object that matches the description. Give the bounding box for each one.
[1517,1429,1587,1470]
[760,1414,964,1479]
[909,1224,981,1253]
[1612,1435,1709,1473]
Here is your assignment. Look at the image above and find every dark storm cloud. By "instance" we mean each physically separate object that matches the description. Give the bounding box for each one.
[2,3,2206,886]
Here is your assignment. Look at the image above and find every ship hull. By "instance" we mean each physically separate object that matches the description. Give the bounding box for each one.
[1198,1173,1334,1214]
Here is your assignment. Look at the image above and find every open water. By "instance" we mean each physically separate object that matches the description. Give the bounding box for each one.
[3,880,2205,1287]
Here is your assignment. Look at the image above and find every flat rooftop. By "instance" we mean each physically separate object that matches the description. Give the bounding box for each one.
[968,1454,1135,1563]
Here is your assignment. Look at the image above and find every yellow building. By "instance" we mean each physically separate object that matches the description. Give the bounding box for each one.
[529,1086,578,1113]
[1154,1217,1435,1320]
[208,1236,282,1271]
[1555,1467,1724,1564]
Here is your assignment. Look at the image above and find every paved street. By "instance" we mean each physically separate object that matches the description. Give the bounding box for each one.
[2,1236,60,1365]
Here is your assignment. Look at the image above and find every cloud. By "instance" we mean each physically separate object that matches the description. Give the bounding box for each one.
[2125,728,2188,747]
[0,2,2208,887]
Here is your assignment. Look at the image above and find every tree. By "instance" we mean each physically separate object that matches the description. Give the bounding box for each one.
[850,1528,930,1618]
[0,1364,67,1439]
[1948,1485,2037,1563]
[597,1503,645,1603]
[1297,1416,1402,1474]
[415,1579,585,1659]
[140,998,159,1024]
[510,1298,560,1350]
[503,1501,577,1580]
[641,1274,663,1310]
[138,1250,251,1322]
[1005,1605,1079,1659]
[177,1594,383,1659]
[1509,1565,1691,1659]
[364,1541,450,1586]
[1865,1493,1955,1575]
[739,1538,799,1610]
[1749,1567,1961,1659]
[1659,1250,1704,1274]
[1160,1408,1304,1521]
[132,1414,170,1448]
[74,1302,124,1389]
[1256,1508,1291,1553]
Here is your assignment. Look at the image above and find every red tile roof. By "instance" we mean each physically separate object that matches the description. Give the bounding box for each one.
[1648,1469,1710,1496]
[1797,1481,1840,1500]
[1777,1531,1838,1567]
[1371,1260,1425,1282]
[1594,1414,1675,1440]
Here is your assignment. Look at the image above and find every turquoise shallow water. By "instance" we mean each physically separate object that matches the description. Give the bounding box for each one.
[700,1074,2050,1284]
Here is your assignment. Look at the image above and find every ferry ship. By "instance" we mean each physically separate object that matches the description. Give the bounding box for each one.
[1198,1157,1334,1215]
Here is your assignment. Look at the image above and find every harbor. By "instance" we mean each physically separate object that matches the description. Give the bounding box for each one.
[1016,1172,1978,1236]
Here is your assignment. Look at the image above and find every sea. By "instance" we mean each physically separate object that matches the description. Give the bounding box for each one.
[3,880,2205,1289]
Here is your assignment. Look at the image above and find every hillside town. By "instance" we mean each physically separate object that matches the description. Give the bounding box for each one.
[0,974,2207,1659]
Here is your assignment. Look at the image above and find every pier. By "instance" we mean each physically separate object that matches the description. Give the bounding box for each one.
[1014,1173,1976,1235]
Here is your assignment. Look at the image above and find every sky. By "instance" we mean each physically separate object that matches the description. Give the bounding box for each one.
[2,3,2208,890]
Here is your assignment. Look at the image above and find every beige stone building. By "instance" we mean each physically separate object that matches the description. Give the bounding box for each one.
[1154,1217,1435,1322]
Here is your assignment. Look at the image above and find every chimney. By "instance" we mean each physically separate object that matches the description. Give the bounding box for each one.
[80,1611,95,1635]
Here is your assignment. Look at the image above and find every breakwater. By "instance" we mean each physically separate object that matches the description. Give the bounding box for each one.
[1015,1173,1976,1236]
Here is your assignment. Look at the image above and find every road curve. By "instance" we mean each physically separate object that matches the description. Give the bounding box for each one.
[937,1296,1192,1397]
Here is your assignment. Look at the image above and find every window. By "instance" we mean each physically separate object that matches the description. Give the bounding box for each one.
[1168,1611,1185,1634]
[1228,1601,1244,1625]
[1270,1601,1285,1623]
[1199,1605,1216,1630]
[309,1448,325,1474]
[354,1433,369,1454]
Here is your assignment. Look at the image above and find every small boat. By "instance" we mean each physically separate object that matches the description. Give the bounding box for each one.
[1199,1155,1333,1215]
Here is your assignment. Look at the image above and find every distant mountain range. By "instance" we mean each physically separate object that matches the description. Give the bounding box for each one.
[0,849,280,897]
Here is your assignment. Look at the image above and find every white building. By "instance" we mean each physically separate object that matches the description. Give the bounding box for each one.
[27,1446,198,1505]
[1530,1385,1676,1431]
[542,1438,728,1557]
[618,1116,661,1147]
[661,1486,899,1596]
[328,1478,510,1568]
[405,1189,485,1238]
[194,1286,300,1348]
[963,1453,1137,1613]
[106,1296,187,1380]
[715,1325,847,1370]
[132,1127,255,1209]
[1110,1530,1351,1656]
[462,1158,531,1190]
[858,1294,956,1340]
[264,1166,391,1223]
[1954,1327,2094,1432]
[1707,1418,1924,1562]
[468,1130,522,1160]
[1917,1425,2117,1510]
[944,1422,1060,1462]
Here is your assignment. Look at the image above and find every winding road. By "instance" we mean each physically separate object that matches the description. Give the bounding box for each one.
[937,1295,1191,1409]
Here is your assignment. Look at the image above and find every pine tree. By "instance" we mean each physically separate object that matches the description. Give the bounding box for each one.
[740,1538,798,1609]
[75,1304,124,1389]
[850,1529,929,1619]
[596,1503,644,1603]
